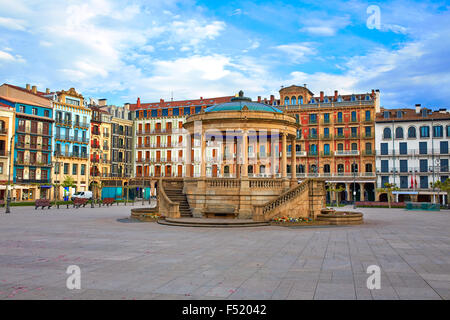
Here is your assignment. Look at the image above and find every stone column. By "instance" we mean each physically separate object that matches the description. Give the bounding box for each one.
[346,183,351,202]
[281,133,287,178]
[186,133,192,177]
[290,137,297,186]
[242,130,248,177]
[201,131,206,178]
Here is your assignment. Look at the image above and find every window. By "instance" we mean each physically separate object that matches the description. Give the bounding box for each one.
[351,163,358,173]
[447,125,450,137]
[419,142,427,154]
[337,112,343,123]
[323,113,330,123]
[0,163,3,174]
[351,127,357,138]
[366,163,373,172]
[380,143,388,155]
[420,176,428,189]
[309,144,317,155]
[324,164,330,173]
[351,111,357,122]
[400,160,408,172]
[337,164,344,173]
[295,114,299,124]
[365,126,371,137]
[433,125,443,137]
[351,95,356,101]
[441,141,449,154]
[400,176,408,188]
[420,159,428,172]
[324,127,330,137]
[284,97,289,105]
[397,111,402,118]
[291,97,297,105]
[399,142,407,155]
[72,164,78,175]
[365,142,372,154]
[81,164,86,175]
[381,160,389,173]
[323,144,330,155]
[383,111,390,118]
[44,110,49,117]
[383,128,391,139]
[337,127,343,137]
[408,127,416,138]
[441,159,449,172]
[310,114,317,123]
[32,108,38,115]
[420,126,430,138]
[365,111,371,121]
[337,143,343,151]
[64,163,69,174]
[351,143,358,151]
[381,176,389,187]
[395,127,403,139]
[298,96,303,104]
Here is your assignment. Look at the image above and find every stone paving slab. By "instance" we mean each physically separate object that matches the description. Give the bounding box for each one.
[0,204,449,299]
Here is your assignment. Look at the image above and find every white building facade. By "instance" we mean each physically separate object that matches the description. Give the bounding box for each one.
[375,105,450,204]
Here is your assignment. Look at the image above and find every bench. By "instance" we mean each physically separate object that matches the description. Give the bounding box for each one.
[203,205,238,219]
[73,198,89,208]
[35,199,52,210]
[102,198,115,206]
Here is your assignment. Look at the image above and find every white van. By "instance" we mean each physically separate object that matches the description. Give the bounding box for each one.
[71,191,93,201]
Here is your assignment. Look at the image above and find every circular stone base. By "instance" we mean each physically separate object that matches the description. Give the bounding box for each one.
[316,212,364,225]
[130,207,160,222]
[158,217,270,228]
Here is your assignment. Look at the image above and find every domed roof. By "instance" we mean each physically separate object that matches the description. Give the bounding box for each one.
[204,91,282,114]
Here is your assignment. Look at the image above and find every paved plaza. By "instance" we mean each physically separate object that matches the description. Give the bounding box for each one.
[0,203,449,300]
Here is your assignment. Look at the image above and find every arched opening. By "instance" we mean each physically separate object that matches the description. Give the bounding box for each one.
[383,127,391,139]
[364,183,375,201]
[379,193,388,202]
[350,183,361,202]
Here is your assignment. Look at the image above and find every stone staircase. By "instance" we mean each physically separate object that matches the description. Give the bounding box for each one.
[163,186,192,217]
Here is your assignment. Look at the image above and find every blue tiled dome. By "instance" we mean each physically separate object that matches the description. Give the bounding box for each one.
[204,91,282,114]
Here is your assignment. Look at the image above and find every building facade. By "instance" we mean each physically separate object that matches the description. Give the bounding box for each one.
[89,105,111,180]
[50,88,91,200]
[0,84,54,201]
[278,85,380,203]
[375,105,450,204]
[101,103,133,178]
[131,96,234,183]
[0,101,15,200]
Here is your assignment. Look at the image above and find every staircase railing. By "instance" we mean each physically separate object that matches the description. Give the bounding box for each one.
[158,180,180,218]
[253,179,311,221]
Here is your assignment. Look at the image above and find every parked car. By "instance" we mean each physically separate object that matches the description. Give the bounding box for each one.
[71,191,93,201]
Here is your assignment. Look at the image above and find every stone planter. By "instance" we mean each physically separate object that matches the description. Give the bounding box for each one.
[316,211,363,225]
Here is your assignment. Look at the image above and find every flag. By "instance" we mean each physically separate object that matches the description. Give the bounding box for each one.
[411,176,414,189]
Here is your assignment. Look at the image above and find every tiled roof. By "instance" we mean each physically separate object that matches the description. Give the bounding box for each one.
[376,107,450,122]
[2,83,52,99]
[0,95,49,108]
[130,96,234,111]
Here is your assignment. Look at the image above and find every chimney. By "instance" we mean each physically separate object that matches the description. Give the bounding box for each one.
[257,96,261,103]
[137,97,141,109]
[334,90,338,100]
[200,97,203,100]
[32,86,37,94]
[160,99,164,104]
[320,91,324,102]
[415,104,422,114]
[98,99,107,106]
[26,84,31,91]
[46,88,50,94]
[375,89,381,113]
[270,95,275,104]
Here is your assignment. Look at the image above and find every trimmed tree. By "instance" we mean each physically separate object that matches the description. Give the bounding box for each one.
[376,182,400,209]
[432,179,450,207]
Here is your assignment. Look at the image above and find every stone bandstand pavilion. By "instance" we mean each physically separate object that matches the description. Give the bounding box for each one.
[158,92,326,222]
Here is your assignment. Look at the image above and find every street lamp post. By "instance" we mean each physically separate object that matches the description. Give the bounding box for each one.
[353,158,357,209]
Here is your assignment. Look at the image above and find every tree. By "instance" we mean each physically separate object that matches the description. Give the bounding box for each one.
[432,179,450,207]
[376,182,400,208]
[326,183,345,207]
[61,176,76,201]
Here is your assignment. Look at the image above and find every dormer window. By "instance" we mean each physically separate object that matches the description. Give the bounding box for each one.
[310,98,315,103]
[324,97,329,103]
[397,111,402,118]
[422,109,427,117]
[351,95,356,101]
[384,111,390,119]
[365,95,370,100]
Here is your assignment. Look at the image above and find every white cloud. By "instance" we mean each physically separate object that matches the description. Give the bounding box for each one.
[299,16,351,36]
[274,43,317,63]
[0,16,27,31]
[0,50,25,63]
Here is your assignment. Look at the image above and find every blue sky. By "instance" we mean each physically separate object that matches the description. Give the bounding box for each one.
[0,0,449,109]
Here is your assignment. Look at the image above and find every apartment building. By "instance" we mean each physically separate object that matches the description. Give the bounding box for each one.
[278,85,380,203]
[375,105,450,204]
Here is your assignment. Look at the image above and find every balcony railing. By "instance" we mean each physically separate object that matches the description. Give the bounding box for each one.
[15,142,51,151]
[14,160,52,167]
[16,178,51,184]
[334,150,360,156]
[54,151,89,159]
[74,121,89,128]
[55,119,72,126]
